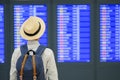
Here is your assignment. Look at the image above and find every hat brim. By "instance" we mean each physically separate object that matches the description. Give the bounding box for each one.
[20,17,45,40]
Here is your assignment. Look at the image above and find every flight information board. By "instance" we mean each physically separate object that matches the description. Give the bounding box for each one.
[57,5,90,62]
[100,4,120,62]
[14,5,47,48]
[0,5,4,63]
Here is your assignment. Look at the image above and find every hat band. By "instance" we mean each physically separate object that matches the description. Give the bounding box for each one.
[24,22,41,36]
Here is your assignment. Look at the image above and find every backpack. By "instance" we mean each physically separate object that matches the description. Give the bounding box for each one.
[16,44,46,80]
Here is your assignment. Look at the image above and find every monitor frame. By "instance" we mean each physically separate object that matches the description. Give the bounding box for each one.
[95,1,120,80]
[52,1,95,80]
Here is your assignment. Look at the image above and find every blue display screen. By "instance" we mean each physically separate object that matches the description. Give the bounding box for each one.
[57,5,90,62]
[14,5,47,48]
[0,5,4,63]
[100,4,120,62]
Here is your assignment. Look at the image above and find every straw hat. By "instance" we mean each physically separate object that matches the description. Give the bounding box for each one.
[20,16,45,40]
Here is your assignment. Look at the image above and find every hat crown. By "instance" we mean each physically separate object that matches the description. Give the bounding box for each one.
[20,16,45,40]
[23,17,39,34]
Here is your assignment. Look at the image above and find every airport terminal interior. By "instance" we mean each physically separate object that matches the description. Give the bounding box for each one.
[0,0,120,80]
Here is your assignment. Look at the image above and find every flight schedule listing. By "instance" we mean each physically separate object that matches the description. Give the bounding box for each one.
[0,5,4,63]
[100,5,120,62]
[57,5,90,62]
[14,5,47,48]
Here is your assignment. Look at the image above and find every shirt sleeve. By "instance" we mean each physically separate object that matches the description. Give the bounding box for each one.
[46,48,58,80]
[10,48,20,80]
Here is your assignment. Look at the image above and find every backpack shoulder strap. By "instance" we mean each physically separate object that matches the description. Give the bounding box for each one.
[20,44,28,54]
[36,45,46,56]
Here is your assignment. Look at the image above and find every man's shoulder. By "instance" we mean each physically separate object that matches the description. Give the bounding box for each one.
[13,47,21,53]
[43,47,54,56]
